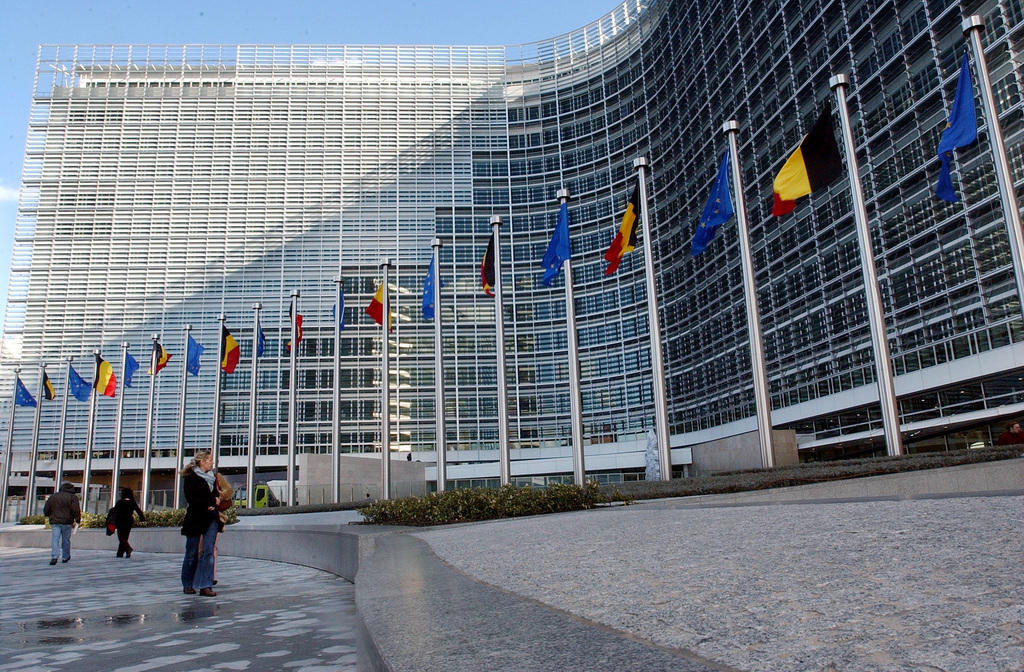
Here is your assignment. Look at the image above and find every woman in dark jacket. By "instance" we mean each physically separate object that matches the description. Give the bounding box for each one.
[113,488,145,558]
[180,450,220,597]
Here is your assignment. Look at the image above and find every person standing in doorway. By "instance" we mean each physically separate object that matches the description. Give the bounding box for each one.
[113,488,145,558]
[180,451,220,597]
[43,483,81,565]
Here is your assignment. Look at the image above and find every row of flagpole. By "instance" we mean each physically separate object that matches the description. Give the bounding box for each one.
[695,16,1022,464]
[3,17,1018,521]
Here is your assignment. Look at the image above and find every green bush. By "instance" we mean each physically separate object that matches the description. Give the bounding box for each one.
[359,481,604,526]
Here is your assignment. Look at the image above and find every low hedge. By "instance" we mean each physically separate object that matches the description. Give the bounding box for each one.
[359,481,604,526]
[603,446,1024,501]
[19,507,238,528]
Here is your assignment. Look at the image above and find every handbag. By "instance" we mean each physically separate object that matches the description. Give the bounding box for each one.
[104,507,116,536]
[215,472,234,511]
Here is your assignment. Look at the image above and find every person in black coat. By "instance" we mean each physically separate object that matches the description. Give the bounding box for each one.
[179,450,220,597]
[113,488,145,558]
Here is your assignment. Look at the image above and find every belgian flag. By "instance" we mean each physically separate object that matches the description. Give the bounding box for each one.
[772,104,844,216]
[94,353,117,398]
[285,305,303,352]
[221,325,240,373]
[365,282,393,331]
[480,237,495,296]
[42,370,55,401]
[147,342,171,375]
[604,184,640,275]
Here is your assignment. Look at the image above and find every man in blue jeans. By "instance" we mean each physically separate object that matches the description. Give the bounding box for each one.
[43,482,81,565]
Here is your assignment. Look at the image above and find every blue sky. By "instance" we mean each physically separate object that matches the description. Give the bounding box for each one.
[0,0,613,337]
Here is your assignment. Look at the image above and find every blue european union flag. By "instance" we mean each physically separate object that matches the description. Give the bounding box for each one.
[256,322,265,358]
[691,150,735,256]
[423,257,438,319]
[186,335,204,376]
[333,289,346,331]
[936,54,978,203]
[123,352,140,388]
[68,364,91,402]
[541,202,571,286]
[14,377,36,407]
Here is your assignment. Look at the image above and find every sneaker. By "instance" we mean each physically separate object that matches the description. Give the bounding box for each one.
[49,558,57,565]
[183,587,196,595]
[61,558,69,563]
[199,588,217,597]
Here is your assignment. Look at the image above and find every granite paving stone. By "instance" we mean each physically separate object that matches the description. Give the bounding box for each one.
[0,548,360,671]
[417,494,1024,672]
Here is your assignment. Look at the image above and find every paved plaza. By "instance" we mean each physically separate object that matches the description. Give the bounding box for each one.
[0,548,361,672]
[418,494,1024,672]
[1,484,1022,671]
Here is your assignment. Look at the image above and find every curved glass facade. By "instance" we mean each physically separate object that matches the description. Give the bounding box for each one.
[5,0,1024,501]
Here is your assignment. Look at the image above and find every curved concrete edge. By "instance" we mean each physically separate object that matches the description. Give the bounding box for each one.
[354,533,732,672]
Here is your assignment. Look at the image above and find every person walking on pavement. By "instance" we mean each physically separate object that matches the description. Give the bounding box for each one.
[180,450,220,597]
[113,487,145,558]
[43,482,81,565]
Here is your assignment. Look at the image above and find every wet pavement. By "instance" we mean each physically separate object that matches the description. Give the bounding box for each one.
[0,547,361,671]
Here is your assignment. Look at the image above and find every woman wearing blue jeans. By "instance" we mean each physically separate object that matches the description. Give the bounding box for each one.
[180,451,220,596]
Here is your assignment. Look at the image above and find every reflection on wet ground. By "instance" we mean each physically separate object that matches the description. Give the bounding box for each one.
[0,548,360,671]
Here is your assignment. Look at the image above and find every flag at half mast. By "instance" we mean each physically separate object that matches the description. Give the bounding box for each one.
[604,184,640,275]
[772,104,843,216]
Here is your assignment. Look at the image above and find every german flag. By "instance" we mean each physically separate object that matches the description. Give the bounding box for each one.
[221,325,240,373]
[365,282,393,331]
[94,353,116,398]
[604,184,640,276]
[772,104,843,216]
[147,342,171,375]
[42,370,55,401]
[480,237,495,295]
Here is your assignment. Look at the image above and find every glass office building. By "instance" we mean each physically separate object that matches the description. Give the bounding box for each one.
[5,0,1024,497]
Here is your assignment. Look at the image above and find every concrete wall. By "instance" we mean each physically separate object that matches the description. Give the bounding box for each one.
[689,429,799,474]
[296,453,427,504]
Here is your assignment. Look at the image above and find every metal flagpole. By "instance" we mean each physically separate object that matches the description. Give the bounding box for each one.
[247,305,260,509]
[174,327,190,509]
[831,75,904,456]
[211,315,225,470]
[54,358,71,488]
[332,278,342,503]
[111,342,129,506]
[287,292,299,506]
[26,363,46,516]
[723,122,775,469]
[633,158,672,481]
[378,262,392,500]
[0,367,21,523]
[431,240,447,493]
[82,351,100,512]
[964,16,1024,326]
[557,190,586,485]
[142,334,159,509]
[490,216,511,486]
